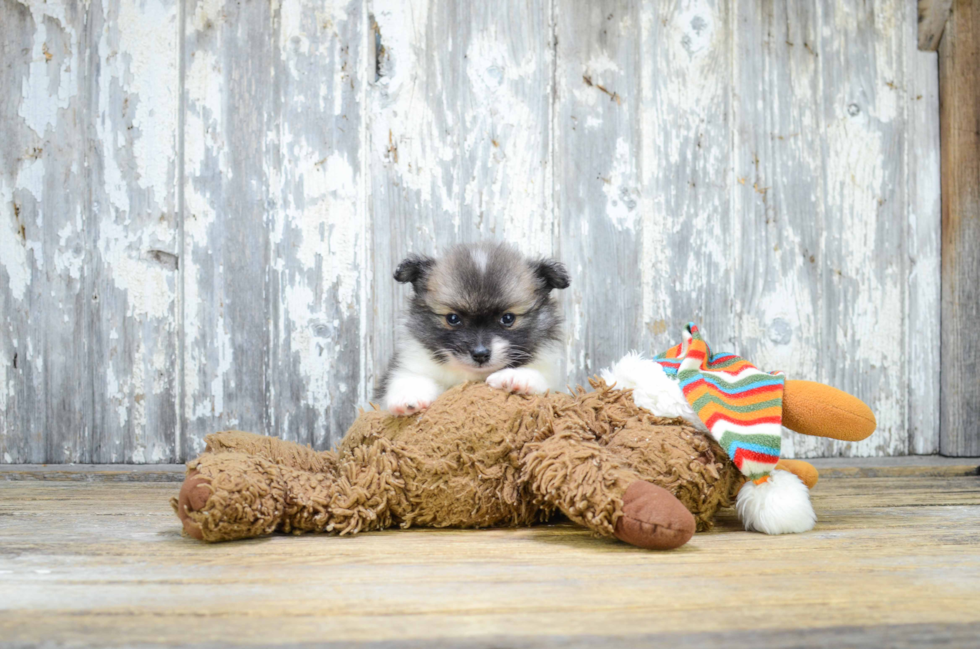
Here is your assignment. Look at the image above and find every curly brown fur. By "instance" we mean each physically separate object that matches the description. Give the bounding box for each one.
[174,380,742,544]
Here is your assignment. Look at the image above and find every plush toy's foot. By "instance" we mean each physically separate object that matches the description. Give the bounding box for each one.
[614,481,696,550]
[736,469,816,535]
[774,459,819,489]
[175,470,211,540]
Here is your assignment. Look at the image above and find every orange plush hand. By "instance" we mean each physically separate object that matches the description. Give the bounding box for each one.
[769,381,877,491]
[782,380,877,442]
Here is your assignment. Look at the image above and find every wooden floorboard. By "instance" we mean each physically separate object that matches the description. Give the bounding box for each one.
[1,472,979,648]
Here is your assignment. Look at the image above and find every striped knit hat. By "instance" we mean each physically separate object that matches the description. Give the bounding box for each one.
[654,323,784,481]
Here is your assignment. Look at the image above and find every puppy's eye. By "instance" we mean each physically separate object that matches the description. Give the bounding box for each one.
[499,313,516,328]
[445,313,462,327]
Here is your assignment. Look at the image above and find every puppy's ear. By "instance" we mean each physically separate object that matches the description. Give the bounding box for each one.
[533,258,570,292]
[394,254,435,292]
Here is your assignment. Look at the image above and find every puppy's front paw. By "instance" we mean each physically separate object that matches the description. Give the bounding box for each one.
[486,368,550,395]
[385,378,441,416]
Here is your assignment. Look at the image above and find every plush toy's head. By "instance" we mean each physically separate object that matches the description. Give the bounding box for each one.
[605,323,878,535]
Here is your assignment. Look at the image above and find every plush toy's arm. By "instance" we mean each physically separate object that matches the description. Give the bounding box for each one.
[782,380,877,442]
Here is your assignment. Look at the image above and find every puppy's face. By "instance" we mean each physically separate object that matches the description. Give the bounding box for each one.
[395,243,569,374]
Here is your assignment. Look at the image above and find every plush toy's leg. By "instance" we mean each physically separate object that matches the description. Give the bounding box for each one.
[173,452,289,541]
[173,437,408,542]
[731,460,819,535]
[522,433,696,550]
[736,470,816,535]
[201,430,334,473]
[599,421,744,532]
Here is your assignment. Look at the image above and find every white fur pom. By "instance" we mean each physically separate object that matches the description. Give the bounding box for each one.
[736,469,816,535]
[600,352,705,431]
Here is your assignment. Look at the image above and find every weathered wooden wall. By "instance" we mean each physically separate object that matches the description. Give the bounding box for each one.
[0,0,942,462]
[938,0,980,456]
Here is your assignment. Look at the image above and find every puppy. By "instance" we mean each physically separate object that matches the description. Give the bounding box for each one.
[377,242,569,415]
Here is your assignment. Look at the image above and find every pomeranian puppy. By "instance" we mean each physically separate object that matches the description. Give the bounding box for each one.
[377,242,569,415]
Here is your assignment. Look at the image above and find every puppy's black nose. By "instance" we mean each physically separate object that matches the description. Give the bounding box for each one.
[471,346,491,365]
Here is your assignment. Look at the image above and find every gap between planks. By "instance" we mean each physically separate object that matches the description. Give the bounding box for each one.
[2,456,978,482]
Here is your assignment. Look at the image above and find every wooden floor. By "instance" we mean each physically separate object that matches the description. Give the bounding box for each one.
[2,463,979,648]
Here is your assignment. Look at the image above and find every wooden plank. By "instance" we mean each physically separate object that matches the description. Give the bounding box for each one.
[0,0,180,463]
[635,2,734,359]
[730,1,933,458]
[366,0,556,394]
[181,0,366,456]
[918,0,953,51]
[1,475,978,646]
[810,455,979,478]
[939,0,980,457]
[729,0,826,458]
[553,0,643,381]
[0,464,185,482]
[181,0,277,456]
[808,0,913,457]
[266,0,366,452]
[907,0,943,454]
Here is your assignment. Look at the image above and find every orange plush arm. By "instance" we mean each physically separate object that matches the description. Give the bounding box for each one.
[782,380,877,442]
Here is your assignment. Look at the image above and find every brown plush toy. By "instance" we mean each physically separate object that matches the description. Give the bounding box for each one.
[172,375,875,550]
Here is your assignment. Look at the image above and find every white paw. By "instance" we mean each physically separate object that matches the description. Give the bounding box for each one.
[486,368,550,395]
[385,377,441,416]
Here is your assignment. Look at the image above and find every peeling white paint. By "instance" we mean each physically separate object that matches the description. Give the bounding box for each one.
[208,315,234,421]
[462,30,552,252]
[284,142,360,309]
[192,0,226,32]
[184,50,231,179]
[370,0,457,213]
[0,186,30,301]
[284,283,334,414]
[0,339,9,429]
[113,0,178,200]
[105,364,128,428]
[17,10,76,138]
[97,221,173,320]
[53,221,83,280]
[601,138,638,231]
[1,0,182,462]
[14,155,45,206]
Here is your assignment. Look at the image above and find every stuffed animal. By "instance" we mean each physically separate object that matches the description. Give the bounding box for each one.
[173,326,875,550]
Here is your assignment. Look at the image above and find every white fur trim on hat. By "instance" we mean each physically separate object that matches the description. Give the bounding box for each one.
[600,352,705,431]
